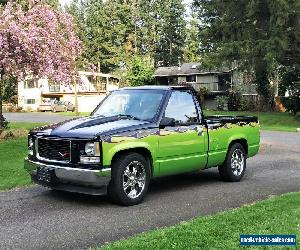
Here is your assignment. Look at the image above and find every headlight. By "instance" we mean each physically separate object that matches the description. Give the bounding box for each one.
[28,137,34,156]
[85,142,95,155]
[81,142,100,164]
[84,142,100,156]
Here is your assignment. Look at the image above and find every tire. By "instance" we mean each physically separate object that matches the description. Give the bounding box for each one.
[218,143,246,182]
[108,152,151,206]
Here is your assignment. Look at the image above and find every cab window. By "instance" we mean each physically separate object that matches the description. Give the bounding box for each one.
[164,91,199,125]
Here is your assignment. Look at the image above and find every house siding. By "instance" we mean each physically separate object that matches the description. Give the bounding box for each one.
[18,72,119,112]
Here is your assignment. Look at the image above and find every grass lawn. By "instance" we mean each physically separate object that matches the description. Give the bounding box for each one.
[9,122,47,130]
[98,192,300,250]
[0,137,31,190]
[0,122,47,190]
[204,110,300,132]
[56,111,90,116]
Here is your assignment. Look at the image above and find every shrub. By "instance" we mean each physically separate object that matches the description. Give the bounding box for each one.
[0,128,28,140]
[198,87,208,106]
[126,56,154,86]
[9,95,18,105]
[26,106,33,112]
[281,96,300,115]
[239,98,256,111]
[227,91,242,111]
[0,116,9,130]
[7,106,23,112]
[215,96,228,111]
[6,105,14,112]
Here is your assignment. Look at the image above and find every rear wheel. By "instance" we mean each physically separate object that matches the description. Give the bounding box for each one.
[108,152,150,206]
[218,143,246,182]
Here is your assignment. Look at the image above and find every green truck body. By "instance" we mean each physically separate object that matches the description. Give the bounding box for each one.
[24,86,260,205]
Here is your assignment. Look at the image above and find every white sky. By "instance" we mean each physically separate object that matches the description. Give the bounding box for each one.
[59,0,72,6]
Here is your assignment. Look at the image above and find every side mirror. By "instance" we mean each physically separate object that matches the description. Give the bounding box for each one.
[159,117,176,128]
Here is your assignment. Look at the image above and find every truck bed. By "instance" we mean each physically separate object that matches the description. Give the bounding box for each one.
[204,115,260,167]
[205,115,258,125]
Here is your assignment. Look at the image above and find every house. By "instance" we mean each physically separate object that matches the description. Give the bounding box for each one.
[154,62,257,108]
[18,71,120,112]
[154,62,234,92]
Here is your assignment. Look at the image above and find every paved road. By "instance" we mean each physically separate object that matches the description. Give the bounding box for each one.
[3,112,75,123]
[0,131,299,250]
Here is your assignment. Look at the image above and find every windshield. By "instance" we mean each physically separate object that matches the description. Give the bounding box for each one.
[92,89,165,121]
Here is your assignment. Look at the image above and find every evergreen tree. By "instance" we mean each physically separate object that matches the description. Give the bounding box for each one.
[67,0,134,73]
[68,0,187,71]
[183,12,201,62]
[126,56,154,86]
[154,0,187,66]
[193,0,300,107]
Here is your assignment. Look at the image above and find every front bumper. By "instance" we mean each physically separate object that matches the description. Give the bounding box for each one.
[24,158,111,195]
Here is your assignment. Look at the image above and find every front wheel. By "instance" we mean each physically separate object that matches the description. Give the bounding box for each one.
[218,143,246,182]
[108,152,150,206]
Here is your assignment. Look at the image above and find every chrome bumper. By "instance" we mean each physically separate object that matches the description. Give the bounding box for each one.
[24,158,111,195]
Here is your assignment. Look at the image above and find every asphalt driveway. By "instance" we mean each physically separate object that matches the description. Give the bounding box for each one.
[0,131,299,250]
[3,112,77,123]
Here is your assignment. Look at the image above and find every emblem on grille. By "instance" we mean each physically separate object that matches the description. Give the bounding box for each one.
[59,152,70,158]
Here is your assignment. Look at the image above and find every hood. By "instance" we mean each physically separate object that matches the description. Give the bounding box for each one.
[31,115,153,139]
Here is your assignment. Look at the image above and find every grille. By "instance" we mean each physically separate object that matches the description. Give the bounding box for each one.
[37,138,71,162]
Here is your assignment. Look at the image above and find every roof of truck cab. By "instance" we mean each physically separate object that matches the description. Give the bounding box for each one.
[121,85,192,91]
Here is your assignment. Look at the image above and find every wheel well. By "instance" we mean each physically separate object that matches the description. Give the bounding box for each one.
[228,139,248,156]
[111,148,153,175]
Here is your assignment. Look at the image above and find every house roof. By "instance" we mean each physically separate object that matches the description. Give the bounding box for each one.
[154,62,232,77]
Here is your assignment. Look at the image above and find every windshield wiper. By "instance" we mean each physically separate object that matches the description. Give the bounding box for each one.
[91,114,105,118]
[116,114,143,121]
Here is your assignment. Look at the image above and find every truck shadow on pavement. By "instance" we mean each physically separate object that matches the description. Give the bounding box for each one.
[42,169,221,206]
[148,169,221,194]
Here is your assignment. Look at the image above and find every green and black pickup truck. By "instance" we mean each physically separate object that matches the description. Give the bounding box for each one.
[25,86,260,205]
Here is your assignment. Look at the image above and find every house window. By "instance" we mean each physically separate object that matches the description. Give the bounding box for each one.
[25,79,37,89]
[25,99,36,104]
[186,75,196,82]
[49,85,61,92]
[87,75,107,92]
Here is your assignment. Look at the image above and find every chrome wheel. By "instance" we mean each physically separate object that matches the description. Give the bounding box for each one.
[231,149,245,176]
[123,161,146,199]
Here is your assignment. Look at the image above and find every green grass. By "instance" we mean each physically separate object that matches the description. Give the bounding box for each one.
[56,111,90,116]
[204,110,300,132]
[0,122,47,190]
[98,192,300,250]
[0,137,31,190]
[9,122,47,131]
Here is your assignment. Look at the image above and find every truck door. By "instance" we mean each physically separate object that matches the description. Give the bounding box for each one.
[157,90,208,176]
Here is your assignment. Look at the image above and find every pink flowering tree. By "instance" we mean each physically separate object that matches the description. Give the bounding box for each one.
[0,1,82,128]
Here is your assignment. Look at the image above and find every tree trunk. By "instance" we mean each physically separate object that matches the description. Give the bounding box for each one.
[0,67,4,129]
[74,77,79,116]
[255,59,273,110]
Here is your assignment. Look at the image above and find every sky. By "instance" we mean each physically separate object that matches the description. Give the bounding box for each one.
[59,0,72,6]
